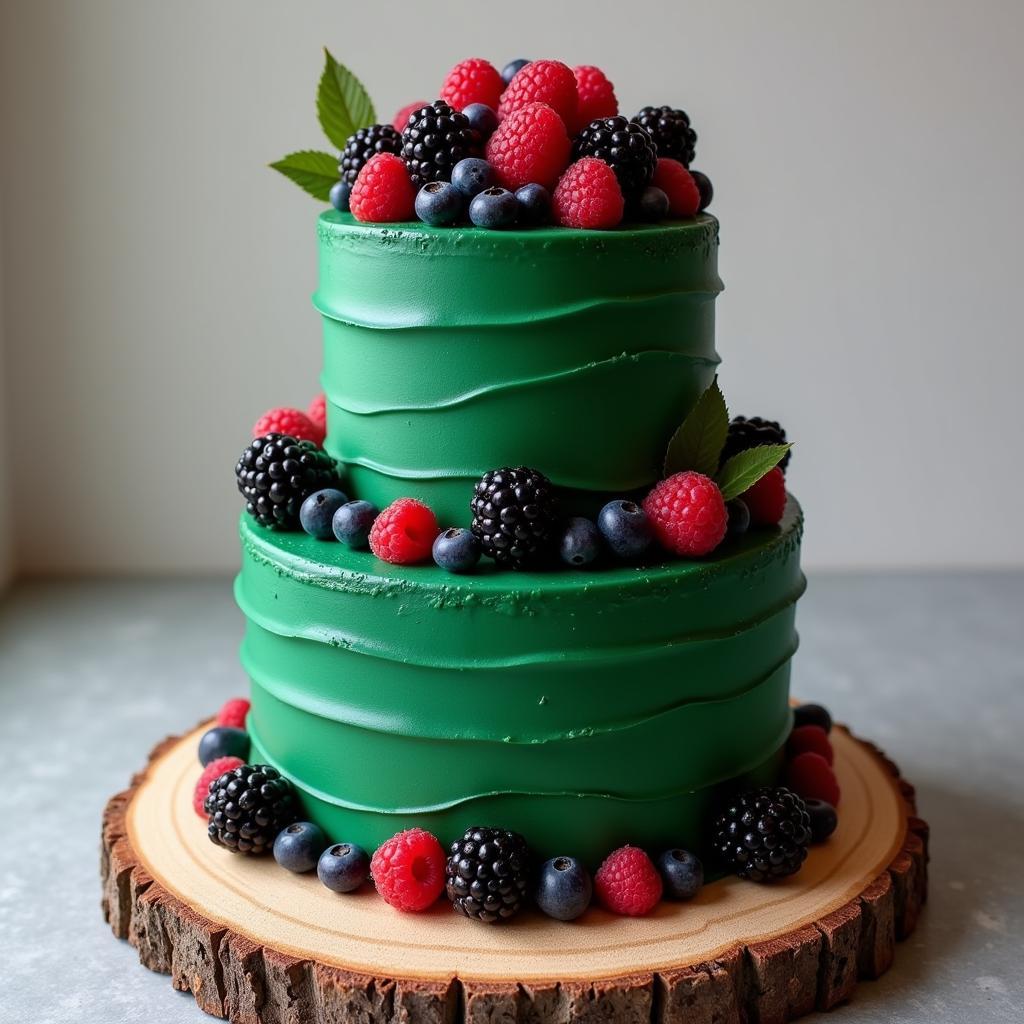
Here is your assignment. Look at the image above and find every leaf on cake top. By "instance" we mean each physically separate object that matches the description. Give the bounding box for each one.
[715,443,792,501]
[269,150,340,202]
[316,50,376,151]
[663,377,729,477]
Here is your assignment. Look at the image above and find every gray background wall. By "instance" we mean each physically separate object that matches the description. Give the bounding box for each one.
[0,0,1020,584]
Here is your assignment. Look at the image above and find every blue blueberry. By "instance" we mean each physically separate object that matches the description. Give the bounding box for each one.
[597,499,654,560]
[198,726,249,766]
[638,185,669,222]
[463,103,498,139]
[469,187,519,229]
[318,842,370,893]
[535,856,592,921]
[332,500,378,549]
[452,158,497,199]
[690,169,713,211]
[273,821,327,874]
[432,527,481,573]
[415,180,463,226]
[559,517,601,568]
[329,180,351,212]
[514,183,551,226]
[793,703,832,734]
[726,499,751,536]
[300,488,349,540]
[502,59,530,84]
[657,849,704,901]
[805,799,839,844]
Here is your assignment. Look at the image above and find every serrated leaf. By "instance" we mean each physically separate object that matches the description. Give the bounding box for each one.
[715,444,793,501]
[663,377,730,477]
[269,150,339,201]
[317,50,376,151]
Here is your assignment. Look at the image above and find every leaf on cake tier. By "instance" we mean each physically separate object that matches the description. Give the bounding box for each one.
[317,49,376,151]
[269,150,341,201]
[716,443,793,501]
[663,376,729,477]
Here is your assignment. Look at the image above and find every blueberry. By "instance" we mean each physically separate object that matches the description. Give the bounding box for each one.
[469,186,519,229]
[329,180,351,212]
[514,183,551,226]
[638,186,669,222]
[273,821,326,873]
[501,58,530,84]
[452,158,497,199]
[332,500,378,549]
[597,499,654,560]
[657,848,704,901]
[299,488,349,540]
[414,180,463,226]
[793,703,833,734]
[805,799,839,843]
[432,527,481,573]
[690,170,713,211]
[463,103,498,140]
[197,726,249,766]
[535,856,592,921]
[726,499,751,536]
[559,517,601,568]
[318,842,370,893]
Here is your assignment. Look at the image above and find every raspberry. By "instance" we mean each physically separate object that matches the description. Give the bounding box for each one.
[252,407,324,446]
[498,59,578,125]
[368,498,439,565]
[350,153,415,223]
[652,158,701,217]
[370,827,446,912]
[307,392,326,434]
[740,466,787,525]
[485,103,571,191]
[594,846,663,916]
[392,100,429,132]
[553,158,624,229]
[441,58,504,112]
[643,471,727,557]
[572,66,618,131]
[192,756,244,818]
[786,752,841,806]
[788,724,834,765]
[215,697,250,730]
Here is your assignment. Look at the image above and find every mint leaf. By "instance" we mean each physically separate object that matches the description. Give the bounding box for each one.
[663,377,730,477]
[269,150,339,201]
[716,444,792,501]
[317,50,376,151]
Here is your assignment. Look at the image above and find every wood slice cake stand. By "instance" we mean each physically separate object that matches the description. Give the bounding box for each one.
[101,722,928,1024]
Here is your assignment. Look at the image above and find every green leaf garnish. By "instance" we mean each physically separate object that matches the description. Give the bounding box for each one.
[663,377,730,477]
[316,49,376,151]
[715,444,792,501]
[269,150,340,201]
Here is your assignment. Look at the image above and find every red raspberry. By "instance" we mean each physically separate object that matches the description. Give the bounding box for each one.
[350,153,415,224]
[392,100,429,132]
[307,392,326,434]
[788,724,834,765]
[368,498,439,565]
[486,103,571,191]
[594,846,663,916]
[215,697,250,730]
[252,407,324,446]
[741,466,787,525]
[572,65,618,132]
[652,158,701,217]
[370,827,446,912]
[786,752,841,806]
[553,158,624,229]
[192,756,244,818]
[440,58,504,112]
[498,59,578,125]
[643,471,727,557]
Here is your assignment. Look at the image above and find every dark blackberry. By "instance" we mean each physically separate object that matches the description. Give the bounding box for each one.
[572,116,657,199]
[720,416,791,473]
[400,100,482,187]
[338,123,402,188]
[631,106,697,167]
[470,466,560,569]
[712,787,811,882]
[235,433,340,530]
[446,826,531,923]
[204,763,298,856]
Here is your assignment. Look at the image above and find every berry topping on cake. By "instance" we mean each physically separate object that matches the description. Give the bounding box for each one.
[656,849,704,901]
[597,500,654,560]
[392,99,429,132]
[651,158,701,217]
[332,499,379,549]
[560,516,602,567]
[432,527,482,573]
[299,487,349,540]
[501,58,530,85]
[470,467,560,569]
[643,471,728,557]
[215,697,251,730]
[446,826,531,923]
[440,58,504,112]
[415,180,464,226]
[594,846,663,916]
[786,751,842,806]
[252,407,324,446]
[535,856,593,921]
[740,466,787,526]
[712,787,811,882]
[690,169,714,211]
[306,392,327,434]
[793,702,833,733]
[486,102,571,191]
[726,498,751,535]
[192,756,244,818]
[572,116,657,199]
[349,152,416,223]
[204,764,299,856]
[400,100,482,186]
[318,842,371,893]
[198,726,250,766]
[805,799,839,843]
[338,123,402,188]
[463,103,498,141]
[469,186,519,229]
[572,65,618,130]
[329,180,350,212]
[451,157,497,198]
[514,183,552,225]
[552,157,624,229]
[788,724,835,765]
[631,106,697,166]
[370,827,446,912]
[273,821,327,874]
[368,498,440,565]
[498,59,578,125]
[722,416,791,472]
[636,185,669,221]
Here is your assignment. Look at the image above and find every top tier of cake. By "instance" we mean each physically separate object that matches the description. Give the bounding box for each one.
[314,212,723,526]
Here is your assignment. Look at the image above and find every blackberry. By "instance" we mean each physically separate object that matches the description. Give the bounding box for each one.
[720,416,791,473]
[470,466,560,569]
[572,116,657,199]
[631,106,697,167]
[236,433,340,530]
[204,763,298,856]
[712,787,811,882]
[400,100,482,187]
[446,826,531,923]
[338,123,402,188]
